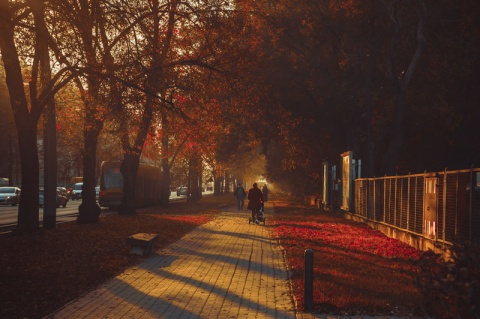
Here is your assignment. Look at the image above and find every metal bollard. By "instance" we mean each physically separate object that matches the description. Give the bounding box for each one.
[304,249,314,312]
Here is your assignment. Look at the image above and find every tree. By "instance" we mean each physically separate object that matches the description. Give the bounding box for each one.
[0,66,18,185]
[54,83,87,184]
[0,0,73,231]
[247,0,430,185]
[379,0,426,174]
[114,0,263,210]
[48,0,144,222]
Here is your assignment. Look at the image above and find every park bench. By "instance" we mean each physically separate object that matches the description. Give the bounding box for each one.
[217,204,229,212]
[127,233,158,256]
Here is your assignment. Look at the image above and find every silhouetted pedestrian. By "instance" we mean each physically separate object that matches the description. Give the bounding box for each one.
[247,183,264,224]
[262,184,269,202]
[234,183,246,210]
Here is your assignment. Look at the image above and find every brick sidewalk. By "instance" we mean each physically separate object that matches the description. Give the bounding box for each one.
[46,208,297,319]
[45,205,427,319]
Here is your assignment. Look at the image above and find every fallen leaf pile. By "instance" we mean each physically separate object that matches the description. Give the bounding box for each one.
[270,199,426,317]
[0,195,226,319]
[1,194,436,319]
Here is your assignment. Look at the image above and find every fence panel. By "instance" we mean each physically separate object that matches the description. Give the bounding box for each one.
[354,180,367,218]
[354,169,480,247]
[411,176,424,235]
[444,173,458,243]
[437,174,445,242]
[386,179,394,225]
[374,179,384,222]
[456,172,471,242]
[399,177,408,229]
[367,180,375,220]
[472,172,480,242]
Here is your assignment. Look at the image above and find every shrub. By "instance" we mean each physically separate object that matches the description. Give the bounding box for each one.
[418,243,480,319]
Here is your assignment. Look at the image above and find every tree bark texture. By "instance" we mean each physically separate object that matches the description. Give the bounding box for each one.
[77,123,101,223]
[381,0,426,175]
[0,0,42,231]
[118,153,140,215]
[161,112,171,208]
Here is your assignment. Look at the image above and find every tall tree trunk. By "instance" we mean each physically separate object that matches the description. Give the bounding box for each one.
[224,170,231,194]
[381,90,406,174]
[198,166,203,200]
[117,0,178,212]
[160,110,170,208]
[189,153,201,203]
[118,153,140,215]
[119,95,153,215]
[77,122,102,223]
[381,0,426,175]
[1,0,42,231]
[42,94,57,228]
[33,0,58,229]
[213,171,223,196]
[16,123,40,231]
[363,32,381,177]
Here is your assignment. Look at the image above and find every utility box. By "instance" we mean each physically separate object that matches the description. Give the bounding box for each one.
[424,176,438,238]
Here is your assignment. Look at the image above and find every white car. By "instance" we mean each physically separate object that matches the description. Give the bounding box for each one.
[70,182,83,200]
[0,187,21,206]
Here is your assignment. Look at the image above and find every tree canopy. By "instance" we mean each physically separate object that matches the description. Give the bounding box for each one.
[1,0,479,225]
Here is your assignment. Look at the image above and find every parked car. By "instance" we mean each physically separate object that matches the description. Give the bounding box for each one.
[57,187,70,201]
[70,182,83,200]
[56,189,68,207]
[177,186,188,196]
[0,186,21,206]
[39,188,68,208]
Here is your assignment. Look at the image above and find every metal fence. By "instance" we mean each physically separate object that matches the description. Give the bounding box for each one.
[354,168,480,245]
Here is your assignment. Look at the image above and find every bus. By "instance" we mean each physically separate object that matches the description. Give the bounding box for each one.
[98,161,163,209]
[69,176,83,188]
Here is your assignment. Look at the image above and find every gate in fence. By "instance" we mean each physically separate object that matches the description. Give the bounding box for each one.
[354,168,480,246]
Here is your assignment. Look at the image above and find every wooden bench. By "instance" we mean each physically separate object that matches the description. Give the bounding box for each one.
[127,233,158,256]
[217,204,229,212]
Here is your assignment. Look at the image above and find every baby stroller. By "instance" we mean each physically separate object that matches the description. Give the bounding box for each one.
[249,202,266,225]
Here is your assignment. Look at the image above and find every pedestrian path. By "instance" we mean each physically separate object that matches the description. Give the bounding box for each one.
[46,207,297,319]
[45,204,427,319]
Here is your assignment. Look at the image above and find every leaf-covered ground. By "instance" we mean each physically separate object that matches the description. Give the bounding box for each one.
[270,198,427,317]
[1,194,431,319]
[0,195,226,319]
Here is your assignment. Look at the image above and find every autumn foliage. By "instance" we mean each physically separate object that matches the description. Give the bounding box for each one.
[270,198,425,317]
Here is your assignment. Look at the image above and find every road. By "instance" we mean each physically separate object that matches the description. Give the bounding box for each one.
[0,200,85,226]
[0,191,212,227]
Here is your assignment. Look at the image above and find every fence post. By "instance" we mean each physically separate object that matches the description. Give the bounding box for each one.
[469,167,474,242]
[304,249,314,312]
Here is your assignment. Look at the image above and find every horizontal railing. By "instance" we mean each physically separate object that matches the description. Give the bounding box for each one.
[354,168,480,245]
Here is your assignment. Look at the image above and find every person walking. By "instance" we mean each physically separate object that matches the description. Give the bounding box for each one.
[247,183,264,224]
[234,183,246,210]
[262,184,269,202]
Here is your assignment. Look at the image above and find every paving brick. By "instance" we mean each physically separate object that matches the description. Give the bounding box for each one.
[45,205,424,319]
[46,207,295,319]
